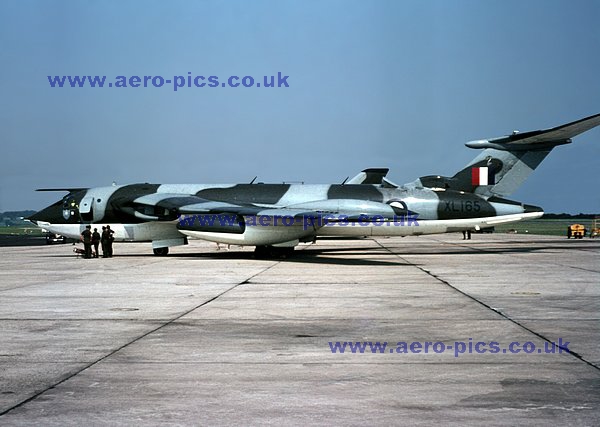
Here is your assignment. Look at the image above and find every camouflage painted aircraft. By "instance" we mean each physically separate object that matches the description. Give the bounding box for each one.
[29,113,600,256]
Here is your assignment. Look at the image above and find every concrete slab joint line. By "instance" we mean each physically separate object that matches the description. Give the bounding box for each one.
[371,237,600,371]
[0,260,282,417]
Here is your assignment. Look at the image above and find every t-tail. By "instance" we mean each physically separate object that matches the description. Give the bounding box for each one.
[418,113,600,197]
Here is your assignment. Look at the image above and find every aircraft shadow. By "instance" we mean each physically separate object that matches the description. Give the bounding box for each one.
[40,241,599,266]
[170,248,409,267]
[41,247,403,266]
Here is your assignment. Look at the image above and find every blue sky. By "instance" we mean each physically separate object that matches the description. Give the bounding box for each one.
[1,0,599,213]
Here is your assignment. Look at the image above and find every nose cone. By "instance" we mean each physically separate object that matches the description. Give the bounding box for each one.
[28,200,66,224]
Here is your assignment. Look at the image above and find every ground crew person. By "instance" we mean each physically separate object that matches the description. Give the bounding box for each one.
[100,226,107,257]
[92,228,101,258]
[80,225,92,259]
[105,225,115,257]
[101,226,111,258]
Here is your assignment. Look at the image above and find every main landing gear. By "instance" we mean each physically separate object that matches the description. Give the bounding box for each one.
[153,247,169,256]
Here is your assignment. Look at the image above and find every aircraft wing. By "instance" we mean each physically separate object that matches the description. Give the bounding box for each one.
[124,193,325,223]
[126,192,402,231]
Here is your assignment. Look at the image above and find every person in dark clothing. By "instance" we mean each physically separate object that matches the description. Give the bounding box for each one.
[101,226,110,258]
[100,226,107,257]
[105,225,115,257]
[80,225,92,259]
[92,228,101,258]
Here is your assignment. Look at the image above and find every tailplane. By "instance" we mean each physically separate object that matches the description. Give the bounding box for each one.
[417,113,600,197]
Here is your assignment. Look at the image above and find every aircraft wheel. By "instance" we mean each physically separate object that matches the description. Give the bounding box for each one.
[153,247,169,256]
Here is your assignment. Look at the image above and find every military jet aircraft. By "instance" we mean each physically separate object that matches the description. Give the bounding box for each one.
[29,113,600,256]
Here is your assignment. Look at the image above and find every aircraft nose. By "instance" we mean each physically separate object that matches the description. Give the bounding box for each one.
[27,209,48,222]
[28,201,66,224]
[27,211,42,222]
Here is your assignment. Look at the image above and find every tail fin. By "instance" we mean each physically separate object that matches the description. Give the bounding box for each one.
[418,113,600,197]
[450,148,553,197]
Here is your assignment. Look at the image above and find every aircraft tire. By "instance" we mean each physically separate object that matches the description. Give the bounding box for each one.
[153,247,169,256]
